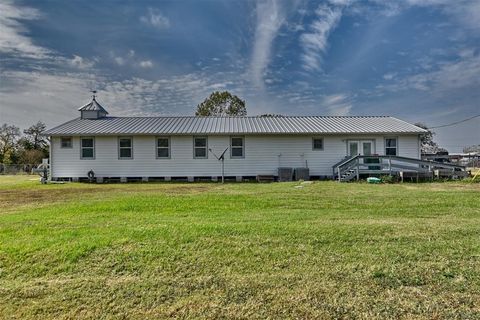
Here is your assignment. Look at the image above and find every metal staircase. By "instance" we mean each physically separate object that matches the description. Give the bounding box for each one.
[333,155,466,182]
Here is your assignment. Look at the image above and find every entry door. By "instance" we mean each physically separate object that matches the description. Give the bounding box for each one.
[348,140,374,156]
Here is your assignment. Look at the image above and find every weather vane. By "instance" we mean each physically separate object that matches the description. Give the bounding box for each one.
[90,89,97,100]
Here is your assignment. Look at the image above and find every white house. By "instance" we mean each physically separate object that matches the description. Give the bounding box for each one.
[44,97,427,182]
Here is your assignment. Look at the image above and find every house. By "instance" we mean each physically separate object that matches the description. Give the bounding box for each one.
[44,96,430,182]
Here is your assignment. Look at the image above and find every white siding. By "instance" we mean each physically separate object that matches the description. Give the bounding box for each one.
[51,134,420,178]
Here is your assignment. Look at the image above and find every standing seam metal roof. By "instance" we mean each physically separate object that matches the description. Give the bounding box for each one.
[44,116,427,136]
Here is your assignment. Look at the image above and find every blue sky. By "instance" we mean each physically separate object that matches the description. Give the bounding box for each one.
[0,0,479,151]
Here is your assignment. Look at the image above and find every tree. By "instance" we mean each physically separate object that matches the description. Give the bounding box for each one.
[260,114,284,117]
[463,145,480,153]
[195,91,247,116]
[414,122,448,154]
[23,121,47,150]
[0,124,21,164]
[18,149,45,165]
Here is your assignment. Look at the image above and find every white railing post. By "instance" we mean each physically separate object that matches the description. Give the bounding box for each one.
[338,166,341,182]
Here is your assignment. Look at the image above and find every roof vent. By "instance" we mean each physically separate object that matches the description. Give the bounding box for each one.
[78,92,108,119]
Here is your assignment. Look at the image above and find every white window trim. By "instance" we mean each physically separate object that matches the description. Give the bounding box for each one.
[312,137,324,151]
[193,136,208,159]
[230,136,245,159]
[384,137,399,156]
[118,136,133,160]
[80,137,95,160]
[60,137,73,149]
[156,136,171,159]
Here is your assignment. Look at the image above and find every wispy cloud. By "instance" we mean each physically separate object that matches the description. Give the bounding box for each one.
[0,0,51,58]
[249,0,286,88]
[322,93,353,116]
[300,4,342,71]
[379,52,480,94]
[140,7,170,29]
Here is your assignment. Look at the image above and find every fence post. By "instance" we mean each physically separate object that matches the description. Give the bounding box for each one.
[337,166,341,182]
[388,157,392,176]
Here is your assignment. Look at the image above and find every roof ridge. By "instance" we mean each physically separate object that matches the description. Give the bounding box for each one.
[96,115,392,119]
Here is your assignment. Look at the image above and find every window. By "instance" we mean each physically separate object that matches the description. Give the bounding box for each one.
[156,137,170,158]
[385,138,397,156]
[194,137,207,158]
[118,137,133,159]
[231,137,245,158]
[312,138,324,150]
[80,137,95,159]
[61,137,72,148]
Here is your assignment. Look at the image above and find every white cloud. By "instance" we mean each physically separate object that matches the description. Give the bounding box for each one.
[68,55,95,69]
[139,60,153,68]
[378,52,480,95]
[249,0,286,88]
[0,0,51,58]
[300,5,342,71]
[140,8,170,29]
[322,93,352,116]
[383,72,396,80]
[114,56,125,66]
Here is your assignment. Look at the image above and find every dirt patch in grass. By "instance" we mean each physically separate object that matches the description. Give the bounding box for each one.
[0,182,221,214]
[0,187,115,214]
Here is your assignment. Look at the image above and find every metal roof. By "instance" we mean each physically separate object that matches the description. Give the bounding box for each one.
[78,97,108,114]
[44,116,427,136]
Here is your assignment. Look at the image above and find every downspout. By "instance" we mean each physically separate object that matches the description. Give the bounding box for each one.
[48,136,52,181]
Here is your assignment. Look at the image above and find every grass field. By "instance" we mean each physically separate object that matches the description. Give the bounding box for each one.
[0,176,479,319]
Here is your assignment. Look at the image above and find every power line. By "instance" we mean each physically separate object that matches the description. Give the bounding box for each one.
[429,114,480,129]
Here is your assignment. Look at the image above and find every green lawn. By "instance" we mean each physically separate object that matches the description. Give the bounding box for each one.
[0,176,479,319]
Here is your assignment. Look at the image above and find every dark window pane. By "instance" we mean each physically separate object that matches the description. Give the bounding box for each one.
[386,139,397,147]
[119,138,131,148]
[120,148,132,158]
[61,138,72,148]
[157,138,169,148]
[231,137,243,147]
[82,138,93,148]
[82,148,94,158]
[157,148,169,158]
[194,138,206,147]
[232,147,243,157]
[386,148,397,156]
[313,139,323,150]
[195,148,206,158]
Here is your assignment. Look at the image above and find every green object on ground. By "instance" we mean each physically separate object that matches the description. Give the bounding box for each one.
[367,177,382,183]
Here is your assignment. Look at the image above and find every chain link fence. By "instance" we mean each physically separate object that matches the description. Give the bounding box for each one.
[0,164,39,175]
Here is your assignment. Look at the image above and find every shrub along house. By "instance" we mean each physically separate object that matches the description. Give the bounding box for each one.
[44,96,438,182]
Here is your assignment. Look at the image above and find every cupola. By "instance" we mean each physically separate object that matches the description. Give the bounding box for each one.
[78,92,108,119]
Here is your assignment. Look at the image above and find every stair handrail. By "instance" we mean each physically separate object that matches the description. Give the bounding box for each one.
[333,155,360,180]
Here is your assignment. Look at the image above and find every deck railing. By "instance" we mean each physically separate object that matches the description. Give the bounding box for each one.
[333,155,466,182]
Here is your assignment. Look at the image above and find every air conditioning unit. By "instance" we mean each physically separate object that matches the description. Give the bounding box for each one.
[278,167,293,182]
[294,167,310,181]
